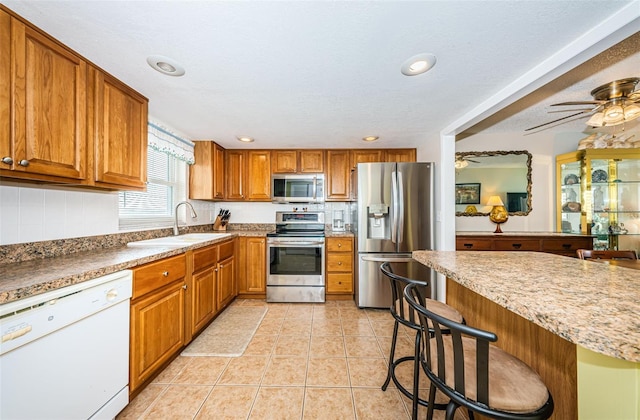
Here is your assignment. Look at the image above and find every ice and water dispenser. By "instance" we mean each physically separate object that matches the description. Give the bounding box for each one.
[367,204,390,239]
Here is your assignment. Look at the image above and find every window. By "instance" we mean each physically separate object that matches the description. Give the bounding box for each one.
[119,146,187,230]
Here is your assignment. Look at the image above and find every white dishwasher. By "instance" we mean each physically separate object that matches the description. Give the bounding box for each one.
[0,270,133,420]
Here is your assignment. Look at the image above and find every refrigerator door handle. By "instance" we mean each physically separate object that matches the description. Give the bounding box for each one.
[397,170,404,244]
[391,171,398,243]
[361,256,415,263]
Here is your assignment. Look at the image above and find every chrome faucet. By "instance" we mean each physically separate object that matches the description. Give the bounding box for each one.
[174,201,198,236]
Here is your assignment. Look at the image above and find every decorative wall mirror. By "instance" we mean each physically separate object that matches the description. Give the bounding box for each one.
[455,150,532,217]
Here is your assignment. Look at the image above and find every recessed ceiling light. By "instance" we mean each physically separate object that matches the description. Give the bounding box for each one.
[147,55,185,77]
[362,136,379,142]
[237,136,255,143]
[401,53,437,76]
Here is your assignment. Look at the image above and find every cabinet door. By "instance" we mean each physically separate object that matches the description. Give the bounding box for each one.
[271,150,298,173]
[246,150,271,200]
[351,150,384,168]
[299,150,324,172]
[326,150,351,201]
[0,10,9,170]
[385,149,416,162]
[238,237,266,294]
[130,280,185,394]
[213,142,225,199]
[192,267,216,334]
[11,17,86,180]
[92,69,148,190]
[225,150,246,200]
[217,256,235,310]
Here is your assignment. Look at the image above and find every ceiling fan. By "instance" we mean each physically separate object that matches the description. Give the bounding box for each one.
[454,155,480,169]
[525,77,640,132]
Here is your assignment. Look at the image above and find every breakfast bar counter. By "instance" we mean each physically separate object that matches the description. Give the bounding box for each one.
[412,250,639,420]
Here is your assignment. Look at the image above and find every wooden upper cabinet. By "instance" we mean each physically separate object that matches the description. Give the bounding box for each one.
[271,150,298,173]
[351,150,384,169]
[91,67,148,190]
[326,150,351,201]
[0,10,10,171]
[189,141,225,200]
[272,149,324,173]
[8,15,87,181]
[225,150,246,200]
[246,150,271,201]
[385,149,416,162]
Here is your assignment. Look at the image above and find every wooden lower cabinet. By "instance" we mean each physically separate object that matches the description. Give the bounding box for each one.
[456,234,592,257]
[237,236,267,297]
[130,254,187,395]
[217,255,235,309]
[325,237,354,297]
[191,266,216,335]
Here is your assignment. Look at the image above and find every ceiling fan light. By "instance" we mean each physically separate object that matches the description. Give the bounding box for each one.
[623,104,640,121]
[603,105,624,124]
[586,112,604,127]
[454,159,468,169]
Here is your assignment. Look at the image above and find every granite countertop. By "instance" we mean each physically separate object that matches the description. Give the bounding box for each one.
[412,250,640,363]
[325,231,354,238]
[0,234,241,305]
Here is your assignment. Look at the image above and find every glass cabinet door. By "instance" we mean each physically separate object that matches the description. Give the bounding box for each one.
[556,152,583,235]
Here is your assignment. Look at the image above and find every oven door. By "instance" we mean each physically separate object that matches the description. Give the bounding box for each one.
[267,238,325,286]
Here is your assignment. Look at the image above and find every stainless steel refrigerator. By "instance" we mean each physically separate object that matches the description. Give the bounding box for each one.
[354,162,435,308]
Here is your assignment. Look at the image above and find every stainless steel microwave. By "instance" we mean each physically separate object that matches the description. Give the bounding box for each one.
[271,174,324,203]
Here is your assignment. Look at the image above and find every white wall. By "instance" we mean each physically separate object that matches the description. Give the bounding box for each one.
[454,130,583,232]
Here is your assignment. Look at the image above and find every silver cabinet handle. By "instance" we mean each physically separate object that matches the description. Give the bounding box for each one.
[1,157,13,165]
[162,271,169,277]
[18,160,29,167]
[338,261,342,265]
[182,284,187,290]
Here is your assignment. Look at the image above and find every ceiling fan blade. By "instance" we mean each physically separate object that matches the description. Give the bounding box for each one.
[550,101,605,106]
[524,110,592,132]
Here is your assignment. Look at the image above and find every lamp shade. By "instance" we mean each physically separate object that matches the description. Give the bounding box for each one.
[486,196,504,207]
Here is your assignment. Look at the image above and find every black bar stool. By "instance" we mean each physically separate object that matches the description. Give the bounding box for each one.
[379,262,464,419]
[404,283,554,420]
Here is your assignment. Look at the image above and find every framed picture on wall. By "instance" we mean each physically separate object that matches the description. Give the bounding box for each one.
[455,183,481,204]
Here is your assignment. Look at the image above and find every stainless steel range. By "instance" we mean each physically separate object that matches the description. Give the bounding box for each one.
[266,211,325,303]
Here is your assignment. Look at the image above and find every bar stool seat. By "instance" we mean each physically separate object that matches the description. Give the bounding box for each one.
[404,283,554,420]
[380,262,464,420]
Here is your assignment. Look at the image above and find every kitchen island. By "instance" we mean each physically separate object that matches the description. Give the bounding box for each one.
[412,250,639,420]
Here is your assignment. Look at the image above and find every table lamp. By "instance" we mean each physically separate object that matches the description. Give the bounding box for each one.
[487,195,508,233]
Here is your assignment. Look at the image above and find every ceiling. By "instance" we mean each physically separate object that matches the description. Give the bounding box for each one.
[3,1,640,149]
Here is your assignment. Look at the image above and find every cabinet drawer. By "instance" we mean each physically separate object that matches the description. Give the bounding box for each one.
[542,238,591,253]
[326,238,353,252]
[218,239,235,261]
[193,244,217,271]
[326,273,353,293]
[456,238,494,250]
[493,239,540,251]
[327,253,353,272]
[133,254,186,299]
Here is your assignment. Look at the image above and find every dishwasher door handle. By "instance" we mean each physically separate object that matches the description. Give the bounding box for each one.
[361,256,414,263]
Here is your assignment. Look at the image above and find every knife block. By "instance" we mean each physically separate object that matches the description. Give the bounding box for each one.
[213,216,227,231]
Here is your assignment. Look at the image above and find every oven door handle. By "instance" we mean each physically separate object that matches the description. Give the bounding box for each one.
[268,241,325,246]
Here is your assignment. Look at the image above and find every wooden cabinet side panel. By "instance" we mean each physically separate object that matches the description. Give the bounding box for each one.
[94,71,147,189]
[446,279,577,420]
[326,150,351,200]
[0,10,10,166]
[130,282,185,393]
[189,141,213,200]
[12,19,86,179]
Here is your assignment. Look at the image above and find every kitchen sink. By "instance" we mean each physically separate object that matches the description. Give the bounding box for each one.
[127,233,232,248]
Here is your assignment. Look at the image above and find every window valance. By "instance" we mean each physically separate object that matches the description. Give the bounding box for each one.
[147,119,195,164]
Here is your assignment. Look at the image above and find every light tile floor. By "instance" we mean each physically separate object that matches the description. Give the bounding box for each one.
[117,299,461,420]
